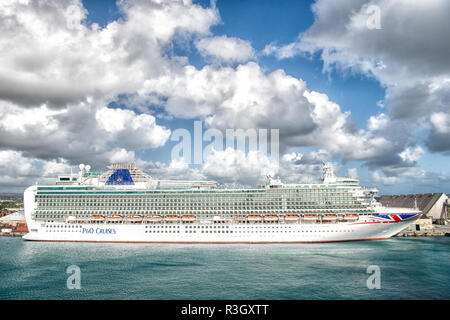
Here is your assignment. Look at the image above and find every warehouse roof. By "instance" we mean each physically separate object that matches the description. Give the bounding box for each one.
[379,193,445,216]
[0,210,25,222]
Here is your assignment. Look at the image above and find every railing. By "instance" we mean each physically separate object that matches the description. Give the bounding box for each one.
[37,212,366,225]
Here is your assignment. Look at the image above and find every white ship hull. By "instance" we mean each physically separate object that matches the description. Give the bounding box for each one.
[22,164,422,244]
[22,215,420,243]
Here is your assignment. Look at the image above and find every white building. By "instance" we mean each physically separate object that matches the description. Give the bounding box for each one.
[0,210,26,226]
[380,193,449,224]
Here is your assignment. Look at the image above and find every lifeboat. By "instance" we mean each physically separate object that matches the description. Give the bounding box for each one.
[181,215,196,221]
[106,215,122,220]
[263,215,279,222]
[284,215,299,221]
[144,215,162,221]
[302,215,317,221]
[344,214,358,221]
[234,216,246,222]
[247,215,262,221]
[165,215,180,221]
[66,216,77,222]
[126,215,143,221]
[90,215,105,221]
[322,215,337,221]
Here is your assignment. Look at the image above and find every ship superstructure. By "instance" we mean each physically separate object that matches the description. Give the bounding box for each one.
[23,163,421,243]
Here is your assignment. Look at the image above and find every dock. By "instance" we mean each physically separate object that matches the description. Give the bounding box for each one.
[0,231,26,237]
[395,231,448,237]
[395,224,450,237]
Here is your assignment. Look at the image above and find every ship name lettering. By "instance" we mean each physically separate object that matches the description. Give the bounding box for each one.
[82,228,94,234]
[95,228,116,235]
[81,227,116,235]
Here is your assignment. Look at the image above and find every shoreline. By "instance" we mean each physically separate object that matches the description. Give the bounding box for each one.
[395,224,450,237]
[1,231,449,239]
[394,231,450,237]
[0,231,26,237]
[2,224,450,239]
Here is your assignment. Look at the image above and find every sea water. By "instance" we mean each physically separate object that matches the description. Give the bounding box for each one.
[0,236,449,300]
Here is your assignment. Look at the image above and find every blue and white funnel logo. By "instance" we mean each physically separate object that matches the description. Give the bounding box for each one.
[105,169,134,185]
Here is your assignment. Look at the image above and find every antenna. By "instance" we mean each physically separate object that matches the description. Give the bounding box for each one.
[414,195,418,210]
[322,162,336,182]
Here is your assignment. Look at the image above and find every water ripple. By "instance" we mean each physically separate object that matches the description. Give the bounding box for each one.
[0,237,449,300]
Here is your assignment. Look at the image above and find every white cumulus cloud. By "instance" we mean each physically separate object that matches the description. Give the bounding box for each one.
[196,35,255,63]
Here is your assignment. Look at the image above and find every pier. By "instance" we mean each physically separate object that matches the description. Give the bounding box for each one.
[394,224,450,238]
[0,230,26,237]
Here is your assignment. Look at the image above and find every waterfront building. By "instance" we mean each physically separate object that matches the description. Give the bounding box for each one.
[380,193,449,225]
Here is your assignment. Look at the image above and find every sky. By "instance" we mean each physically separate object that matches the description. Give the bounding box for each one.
[0,0,449,195]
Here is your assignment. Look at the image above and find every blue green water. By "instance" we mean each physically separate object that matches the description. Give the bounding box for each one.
[0,236,449,300]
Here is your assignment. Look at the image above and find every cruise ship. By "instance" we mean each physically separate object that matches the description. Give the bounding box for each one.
[23,163,421,243]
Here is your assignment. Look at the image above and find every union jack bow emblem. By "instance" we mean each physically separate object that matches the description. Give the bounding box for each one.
[371,214,420,222]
